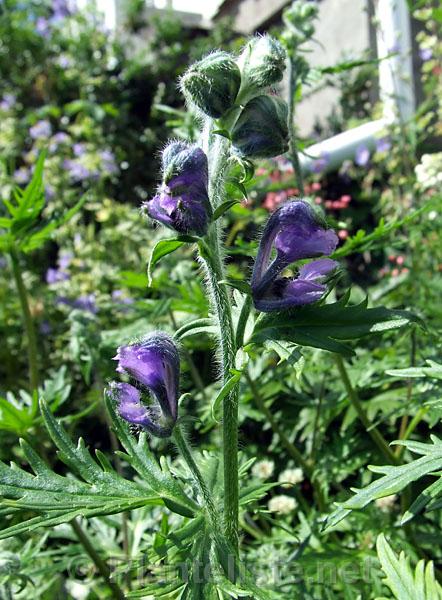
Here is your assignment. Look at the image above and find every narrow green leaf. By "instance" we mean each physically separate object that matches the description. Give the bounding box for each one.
[212,199,241,221]
[211,372,241,422]
[218,279,252,295]
[147,238,197,286]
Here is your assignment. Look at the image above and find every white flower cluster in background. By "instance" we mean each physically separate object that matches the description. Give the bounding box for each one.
[415,152,442,190]
[268,495,297,515]
[252,459,275,480]
[278,467,304,488]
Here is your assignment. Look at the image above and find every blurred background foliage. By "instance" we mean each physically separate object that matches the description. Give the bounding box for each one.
[0,0,441,598]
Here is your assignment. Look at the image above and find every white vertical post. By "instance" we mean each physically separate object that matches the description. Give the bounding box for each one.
[376,0,415,122]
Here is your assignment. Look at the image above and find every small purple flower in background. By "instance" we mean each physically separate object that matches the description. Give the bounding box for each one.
[14,167,31,185]
[58,251,73,270]
[73,143,87,157]
[57,54,73,69]
[57,294,97,314]
[419,48,432,62]
[30,120,52,140]
[251,200,339,312]
[39,321,52,336]
[143,141,211,237]
[52,0,76,20]
[46,267,69,285]
[0,257,7,269]
[45,183,55,200]
[311,151,330,174]
[35,17,51,37]
[0,94,15,111]
[112,289,134,305]
[375,137,391,154]
[355,144,370,167]
[109,332,180,437]
[100,150,118,175]
[74,294,97,313]
[387,40,401,54]
[63,159,92,182]
[49,132,70,152]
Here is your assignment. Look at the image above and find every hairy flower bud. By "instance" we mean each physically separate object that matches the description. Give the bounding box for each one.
[237,35,286,97]
[231,95,289,159]
[180,51,241,119]
[109,332,180,438]
[143,141,211,236]
[251,200,338,311]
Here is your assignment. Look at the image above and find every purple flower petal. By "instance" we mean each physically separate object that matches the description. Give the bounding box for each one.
[113,333,179,430]
[251,201,339,312]
[143,142,211,236]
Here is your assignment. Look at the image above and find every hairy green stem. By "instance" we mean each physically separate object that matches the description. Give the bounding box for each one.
[287,59,305,196]
[173,425,218,522]
[201,235,239,549]
[10,248,39,391]
[201,126,240,550]
[334,355,399,465]
[169,309,208,402]
[70,518,125,600]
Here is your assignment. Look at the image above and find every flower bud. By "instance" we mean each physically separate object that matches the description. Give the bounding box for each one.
[251,200,338,311]
[237,35,286,96]
[143,141,211,236]
[231,95,289,159]
[180,51,241,119]
[109,332,180,438]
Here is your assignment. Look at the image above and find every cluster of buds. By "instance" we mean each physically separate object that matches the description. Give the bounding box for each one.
[281,0,319,53]
[181,35,289,160]
[142,141,212,237]
[109,332,180,438]
[251,200,339,311]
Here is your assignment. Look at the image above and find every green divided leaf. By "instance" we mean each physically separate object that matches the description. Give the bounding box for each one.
[0,399,197,539]
[252,295,420,356]
[324,436,442,531]
[376,534,442,600]
[387,360,442,380]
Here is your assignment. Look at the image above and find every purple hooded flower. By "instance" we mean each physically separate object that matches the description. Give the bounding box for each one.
[355,144,370,167]
[110,333,179,437]
[142,141,211,237]
[30,120,52,140]
[251,200,339,312]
